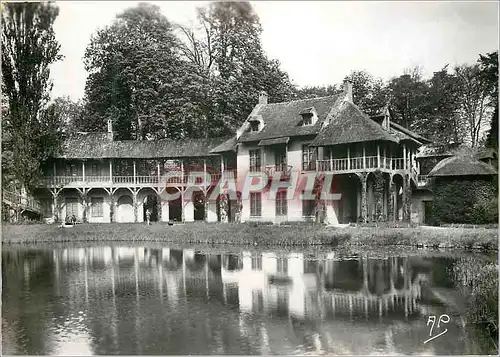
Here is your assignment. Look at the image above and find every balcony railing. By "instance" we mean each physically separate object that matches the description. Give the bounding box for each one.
[316,157,413,173]
[2,190,41,213]
[263,164,292,178]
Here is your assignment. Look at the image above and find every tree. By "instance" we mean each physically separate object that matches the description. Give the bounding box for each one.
[50,96,85,133]
[455,64,492,148]
[386,66,429,130]
[345,70,390,116]
[478,51,498,150]
[294,85,341,100]
[83,3,192,140]
[1,2,64,192]
[417,66,465,146]
[179,1,296,134]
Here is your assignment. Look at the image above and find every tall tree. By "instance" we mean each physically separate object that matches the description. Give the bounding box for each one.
[83,3,192,140]
[180,1,296,134]
[1,2,64,192]
[294,85,341,100]
[478,51,498,150]
[50,96,85,134]
[345,70,390,116]
[455,64,492,148]
[386,66,429,130]
[418,66,465,146]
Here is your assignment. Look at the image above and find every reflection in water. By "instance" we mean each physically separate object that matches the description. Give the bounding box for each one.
[1,246,496,355]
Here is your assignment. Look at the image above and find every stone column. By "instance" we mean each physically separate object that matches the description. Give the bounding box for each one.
[387,179,395,222]
[402,175,412,222]
[109,192,115,223]
[157,194,162,222]
[360,173,368,223]
[80,192,89,223]
[133,192,138,223]
[219,193,229,223]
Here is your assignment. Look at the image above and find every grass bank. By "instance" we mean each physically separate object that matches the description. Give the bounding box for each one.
[2,222,497,251]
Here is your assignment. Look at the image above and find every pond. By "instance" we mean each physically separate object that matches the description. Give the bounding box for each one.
[2,244,497,355]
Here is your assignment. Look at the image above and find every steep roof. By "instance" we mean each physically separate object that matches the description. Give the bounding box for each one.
[238,95,343,143]
[389,121,431,144]
[428,155,497,177]
[57,132,226,159]
[209,136,237,154]
[310,101,397,146]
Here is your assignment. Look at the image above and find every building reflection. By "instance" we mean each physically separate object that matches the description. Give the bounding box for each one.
[4,246,477,355]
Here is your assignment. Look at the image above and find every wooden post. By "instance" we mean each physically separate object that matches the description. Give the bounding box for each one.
[384,147,387,169]
[133,160,137,184]
[203,159,207,183]
[221,157,225,174]
[181,160,185,222]
[363,144,366,170]
[53,161,57,177]
[109,159,113,183]
[329,147,333,171]
[403,144,407,171]
[82,160,86,182]
[377,144,380,169]
[157,161,161,184]
[347,146,351,170]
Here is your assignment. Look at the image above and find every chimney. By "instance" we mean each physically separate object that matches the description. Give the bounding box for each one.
[107,118,113,141]
[343,79,353,102]
[258,91,268,105]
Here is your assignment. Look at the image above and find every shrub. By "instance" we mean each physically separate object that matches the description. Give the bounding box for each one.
[431,178,497,224]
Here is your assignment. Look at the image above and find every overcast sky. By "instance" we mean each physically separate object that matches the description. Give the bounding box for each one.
[51,1,499,101]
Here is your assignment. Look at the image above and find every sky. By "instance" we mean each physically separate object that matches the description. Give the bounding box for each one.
[51,1,499,101]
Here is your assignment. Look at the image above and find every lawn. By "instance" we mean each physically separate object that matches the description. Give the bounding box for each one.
[2,222,498,251]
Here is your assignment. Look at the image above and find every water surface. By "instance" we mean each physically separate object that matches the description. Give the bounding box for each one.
[2,244,496,355]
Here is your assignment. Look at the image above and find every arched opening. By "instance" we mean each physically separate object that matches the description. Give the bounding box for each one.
[166,187,181,222]
[142,194,158,222]
[116,195,134,223]
[193,191,206,221]
[393,174,404,221]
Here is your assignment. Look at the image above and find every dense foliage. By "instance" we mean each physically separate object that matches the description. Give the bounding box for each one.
[1,2,64,192]
[430,178,498,225]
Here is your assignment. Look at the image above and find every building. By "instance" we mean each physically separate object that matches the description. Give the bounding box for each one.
[216,80,431,224]
[34,80,436,225]
[34,128,229,223]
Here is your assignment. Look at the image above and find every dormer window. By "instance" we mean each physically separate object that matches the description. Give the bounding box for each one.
[299,107,318,126]
[250,121,259,132]
[303,114,313,126]
[248,115,264,133]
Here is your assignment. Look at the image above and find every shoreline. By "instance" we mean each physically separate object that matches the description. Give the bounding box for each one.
[2,222,498,251]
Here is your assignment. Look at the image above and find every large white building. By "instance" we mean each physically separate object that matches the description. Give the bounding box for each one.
[34,80,433,224]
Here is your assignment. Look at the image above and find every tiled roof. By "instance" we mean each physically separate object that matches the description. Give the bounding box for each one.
[428,155,497,177]
[238,95,344,143]
[258,137,290,146]
[310,101,398,146]
[209,136,237,154]
[57,132,227,159]
[389,121,431,144]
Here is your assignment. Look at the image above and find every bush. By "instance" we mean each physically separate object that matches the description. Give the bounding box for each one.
[431,178,497,224]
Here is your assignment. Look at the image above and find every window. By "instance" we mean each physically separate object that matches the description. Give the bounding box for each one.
[277,257,288,274]
[302,197,315,217]
[91,197,104,217]
[302,114,313,126]
[65,197,78,217]
[65,164,77,176]
[250,192,262,217]
[251,253,262,270]
[250,121,259,132]
[249,149,261,172]
[91,164,98,176]
[302,144,317,171]
[276,191,288,216]
[274,147,287,170]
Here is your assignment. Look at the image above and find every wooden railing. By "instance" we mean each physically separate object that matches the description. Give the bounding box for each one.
[263,164,292,178]
[2,190,41,213]
[316,157,413,173]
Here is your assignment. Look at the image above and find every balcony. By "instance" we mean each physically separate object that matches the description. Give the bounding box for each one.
[2,190,41,213]
[316,157,413,173]
[263,164,292,179]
